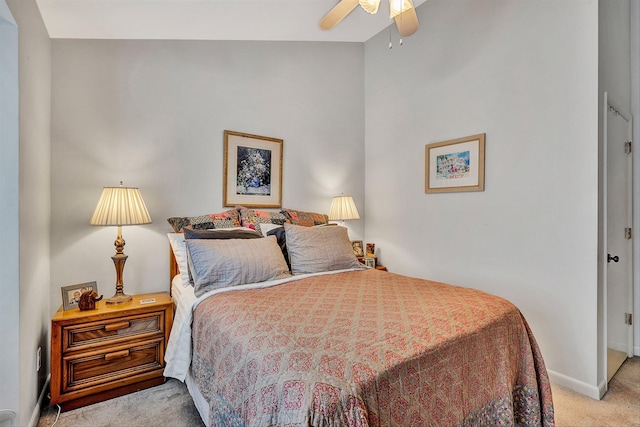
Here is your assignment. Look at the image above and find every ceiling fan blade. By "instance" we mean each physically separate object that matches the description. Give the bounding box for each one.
[319,0,360,30]
[394,5,419,36]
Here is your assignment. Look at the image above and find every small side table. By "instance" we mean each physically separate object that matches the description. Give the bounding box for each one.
[50,292,173,411]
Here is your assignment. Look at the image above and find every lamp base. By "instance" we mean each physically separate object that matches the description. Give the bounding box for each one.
[106,292,133,305]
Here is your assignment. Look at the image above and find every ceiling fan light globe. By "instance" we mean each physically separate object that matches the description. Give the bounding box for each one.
[359,0,380,14]
[389,0,412,18]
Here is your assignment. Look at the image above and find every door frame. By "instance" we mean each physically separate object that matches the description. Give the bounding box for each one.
[602,91,634,391]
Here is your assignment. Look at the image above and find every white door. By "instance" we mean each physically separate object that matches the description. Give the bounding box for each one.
[605,94,633,383]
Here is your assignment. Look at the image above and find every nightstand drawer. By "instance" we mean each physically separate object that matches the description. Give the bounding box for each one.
[62,311,166,353]
[61,337,164,395]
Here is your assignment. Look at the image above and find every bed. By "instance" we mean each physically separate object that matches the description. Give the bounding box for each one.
[163,207,554,426]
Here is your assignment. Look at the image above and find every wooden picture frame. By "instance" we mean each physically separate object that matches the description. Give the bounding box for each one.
[425,133,485,193]
[352,240,364,257]
[61,281,98,311]
[224,130,283,208]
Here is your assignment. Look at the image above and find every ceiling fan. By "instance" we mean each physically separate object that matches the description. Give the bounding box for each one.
[319,0,419,37]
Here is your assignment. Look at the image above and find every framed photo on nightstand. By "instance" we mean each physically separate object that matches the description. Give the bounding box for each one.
[366,243,375,257]
[352,240,364,257]
[61,281,98,311]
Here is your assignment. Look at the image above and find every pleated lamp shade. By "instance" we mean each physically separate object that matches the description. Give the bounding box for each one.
[90,185,152,226]
[327,195,360,221]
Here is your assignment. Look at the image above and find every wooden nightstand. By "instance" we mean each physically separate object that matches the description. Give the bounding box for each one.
[50,292,173,411]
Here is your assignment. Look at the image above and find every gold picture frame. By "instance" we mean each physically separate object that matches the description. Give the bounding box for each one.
[425,133,485,193]
[224,130,283,208]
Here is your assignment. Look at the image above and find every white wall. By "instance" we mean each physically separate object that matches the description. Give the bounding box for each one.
[50,40,365,312]
[2,1,51,425]
[0,1,20,423]
[364,0,601,397]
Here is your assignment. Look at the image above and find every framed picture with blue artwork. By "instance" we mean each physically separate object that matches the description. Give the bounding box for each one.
[224,130,283,208]
[425,133,485,193]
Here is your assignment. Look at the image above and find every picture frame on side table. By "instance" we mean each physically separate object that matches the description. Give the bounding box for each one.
[366,243,375,257]
[61,281,98,311]
[224,130,283,208]
[364,257,376,268]
[352,240,364,257]
[425,133,485,193]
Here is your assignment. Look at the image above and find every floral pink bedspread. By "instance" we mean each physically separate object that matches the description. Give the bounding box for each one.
[191,269,554,426]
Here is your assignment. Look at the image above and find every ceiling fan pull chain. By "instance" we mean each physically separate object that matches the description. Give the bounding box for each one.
[398,12,402,45]
[389,28,393,49]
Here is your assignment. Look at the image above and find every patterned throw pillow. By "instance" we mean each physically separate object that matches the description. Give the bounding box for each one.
[167,209,241,232]
[281,208,329,227]
[237,206,289,236]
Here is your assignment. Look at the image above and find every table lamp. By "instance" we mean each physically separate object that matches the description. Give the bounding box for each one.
[90,182,152,304]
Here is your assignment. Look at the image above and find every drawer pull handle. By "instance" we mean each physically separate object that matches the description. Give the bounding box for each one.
[104,349,130,361]
[104,321,130,332]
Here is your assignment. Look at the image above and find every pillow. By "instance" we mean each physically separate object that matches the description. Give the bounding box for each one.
[186,235,291,296]
[167,233,190,287]
[266,226,290,270]
[167,208,241,232]
[284,223,364,275]
[281,208,329,227]
[237,206,288,236]
[183,227,262,240]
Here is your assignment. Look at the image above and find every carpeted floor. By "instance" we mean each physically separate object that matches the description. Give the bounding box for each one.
[37,357,639,427]
[552,356,640,427]
[37,379,204,427]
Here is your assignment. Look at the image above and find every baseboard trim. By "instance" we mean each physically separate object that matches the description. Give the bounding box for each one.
[546,369,601,400]
[27,374,50,427]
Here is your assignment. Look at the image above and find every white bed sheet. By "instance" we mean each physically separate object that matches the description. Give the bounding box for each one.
[185,366,210,425]
[170,274,186,304]
[169,274,210,425]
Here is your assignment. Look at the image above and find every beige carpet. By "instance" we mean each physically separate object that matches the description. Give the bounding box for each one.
[37,357,639,427]
[37,379,204,427]
[552,356,640,427]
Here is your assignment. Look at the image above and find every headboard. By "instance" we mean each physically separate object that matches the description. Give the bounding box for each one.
[169,245,178,296]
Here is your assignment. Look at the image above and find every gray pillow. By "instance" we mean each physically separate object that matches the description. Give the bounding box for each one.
[284,223,364,275]
[186,235,291,296]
